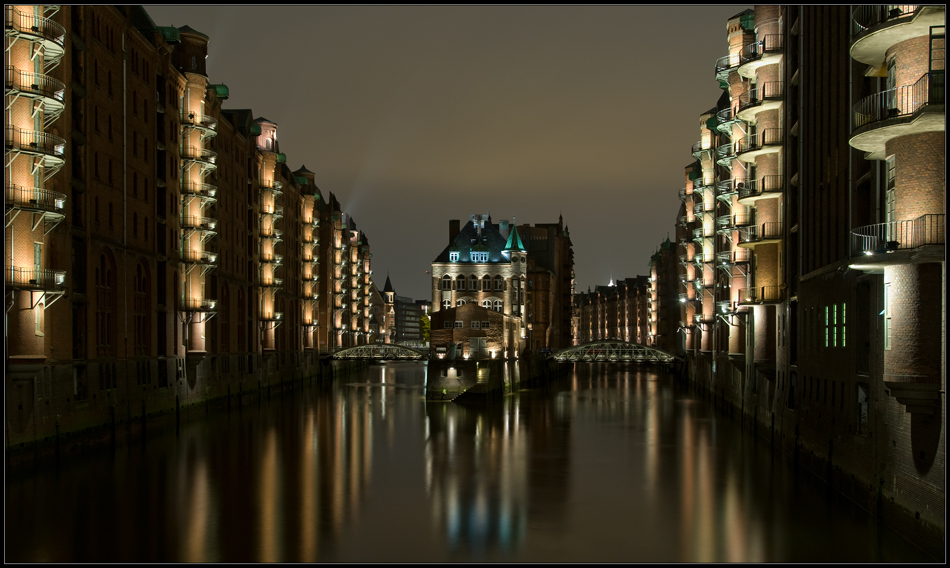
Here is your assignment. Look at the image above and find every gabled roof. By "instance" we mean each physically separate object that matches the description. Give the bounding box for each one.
[432,218,513,264]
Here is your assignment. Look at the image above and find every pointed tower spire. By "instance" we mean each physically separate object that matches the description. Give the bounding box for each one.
[503,217,526,254]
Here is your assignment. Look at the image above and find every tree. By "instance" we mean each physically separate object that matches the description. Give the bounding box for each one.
[420,313,430,343]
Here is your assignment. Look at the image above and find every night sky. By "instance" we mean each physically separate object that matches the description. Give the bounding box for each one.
[143,5,747,301]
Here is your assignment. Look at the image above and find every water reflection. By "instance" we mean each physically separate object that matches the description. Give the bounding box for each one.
[4,362,934,562]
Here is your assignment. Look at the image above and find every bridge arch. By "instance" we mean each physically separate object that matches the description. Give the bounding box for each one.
[326,344,428,360]
[549,340,676,363]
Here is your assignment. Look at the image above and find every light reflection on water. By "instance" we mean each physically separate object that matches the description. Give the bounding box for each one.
[4,362,933,562]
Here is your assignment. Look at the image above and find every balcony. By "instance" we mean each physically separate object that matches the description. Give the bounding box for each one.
[715,53,742,84]
[180,248,217,266]
[737,286,784,305]
[692,227,710,242]
[693,313,716,326]
[260,227,283,241]
[735,128,783,162]
[737,34,784,79]
[691,140,714,160]
[260,252,283,265]
[260,180,283,196]
[738,222,784,248]
[180,145,217,168]
[716,107,738,133]
[736,81,785,122]
[851,6,945,66]
[5,266,66,292]
[180,112,218,136]
[737,175,784,204]
[850,71,945,159]
[716,142,736,166]
[179,181,217,204]
[691,179,711,197]
[4,7,66,66]
[260,203,284,218]
[849,213,945,272]
[181,298,216,312]
[180,215,217,233]
[716,178,737,201]
[5,66,66,121]
[717,300,737,314]
[5,183,65,217]
[260,311,283,322]
[5,126,65,169]
[260,278,283,288]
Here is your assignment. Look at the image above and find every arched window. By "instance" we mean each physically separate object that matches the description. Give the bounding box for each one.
[456,299,466,306]
[441,274,452,291]
[442,299,451,309]
[495,275,504,290]
[96,249,117,361]
[455,275,464,290]
[493,300,503,312]
[482,275,491,291]
[483,300,492,308]
[469,274,478,291]
[133,260,150,360]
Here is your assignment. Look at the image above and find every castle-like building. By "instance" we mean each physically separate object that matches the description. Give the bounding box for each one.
[5,5,374,447]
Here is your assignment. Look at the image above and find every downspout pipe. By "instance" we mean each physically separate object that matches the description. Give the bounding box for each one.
[123,29,129,356]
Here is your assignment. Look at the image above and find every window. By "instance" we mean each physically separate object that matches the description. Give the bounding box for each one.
[884,283,892,350]
[444,321,453,329]
[824,306,829,347]
[885,156,896,227]
[495,275,504,290]
[483,300,492,308]
[482,275,491,291]
[442,299,451,309]
[455,321,463,329]
[471,251,489,262]
[441,275,452,291]
[493,300,503,312]
[191,56,198,71]
[471,321,480,329]
[449,251,459,262]
[456,299,465,306]
[481,321,490,329]
[831,304,836,347]
[469,274,477,291]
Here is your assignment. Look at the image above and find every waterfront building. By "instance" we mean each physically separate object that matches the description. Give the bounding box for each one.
[669,5,945,553]
[574,275,650,346]
[377,275,424,345]
[516,216,575,352]
[5,5,374,448]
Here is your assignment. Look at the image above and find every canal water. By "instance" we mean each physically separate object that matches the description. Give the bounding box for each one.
[5,362,932,562]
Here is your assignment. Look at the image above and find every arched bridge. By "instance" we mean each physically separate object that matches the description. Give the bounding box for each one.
[549,340,677,364]
[325,344,428,361]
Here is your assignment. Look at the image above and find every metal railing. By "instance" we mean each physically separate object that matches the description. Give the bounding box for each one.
[260,203,284,217]
[5,126,65,159]
[717,106,738,126]
[738,175,783,200]
[181,298,216,311]
[260,253,283,264]
[852,5,921,38]
[260,278,283,288]
[737,286,783,303]
[260,227,283,239]
[717,179,737,196]
[179,145,217,163]
[5,183,65,213]
[736,128,784,154]
[5,66,65,102]
[734,210,754,227]
[740,222,784,243]
[739,34,784,63]
[853,71,944,130]
[181,112,218,130]
[179,181,217,197]
[5,6,66,46]
[180,249,215,264]
[5,266,66,290]
[850,213,945,255]
[737,81,784,113]
[180,215,216,230]
[692,140,713,158]
[715,53,742,75]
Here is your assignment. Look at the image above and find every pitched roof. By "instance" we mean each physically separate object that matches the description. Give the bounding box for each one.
[383,275,395,294]
[432,218,514,264]
[504,224,526,253]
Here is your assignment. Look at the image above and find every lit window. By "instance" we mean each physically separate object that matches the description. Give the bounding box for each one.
[494,300,503,312]
[483,300,492,308]
[471,252,488,263]
[442,299,451,309]
[449,251,459,262]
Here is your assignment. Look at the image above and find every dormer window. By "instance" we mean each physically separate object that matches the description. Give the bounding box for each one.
[449,251,459,262]
[471,252,489,263]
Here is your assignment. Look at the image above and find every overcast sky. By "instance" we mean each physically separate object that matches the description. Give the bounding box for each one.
[144,5,747,301]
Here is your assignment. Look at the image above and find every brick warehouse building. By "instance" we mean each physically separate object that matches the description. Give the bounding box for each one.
[5,5,374,448]
[667,6,944,555]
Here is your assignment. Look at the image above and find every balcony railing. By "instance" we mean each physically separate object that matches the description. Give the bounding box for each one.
[737,286,784,304]
[715,53,741,75]
[852,5,922,38]
[738,175,784,200]
[737,81,784,113]
[180,112,218,131]
[179,145,217,164]
[691,140,714,158]
[717,300,736,314]
[181,298,216,311]
[179,181,217,198]
[740,222,784,244]
[5,183,65,214]
[5,266,66,291]
[739,34,784,63]
[850,213,945,255]
[853,71,944,130]
[716,106,738,130]
[716,178,737,198]
[5,126,65,160]
[735,128,784,155]
[678,214,689,227]
[260,203,284,217]
[734,210,754,227]
[180,215,217,231]
[5,6,66,47]
[5,66,65,103]
[260,278,283,288]
[180,249,216,264]
[260,227,283,240]
[260,253,283,264]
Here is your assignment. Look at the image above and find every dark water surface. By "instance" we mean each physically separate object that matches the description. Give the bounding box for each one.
[5,362,933,562]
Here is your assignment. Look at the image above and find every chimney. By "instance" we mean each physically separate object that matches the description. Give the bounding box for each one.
[499,220,510,240]
[449,219,461,243]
